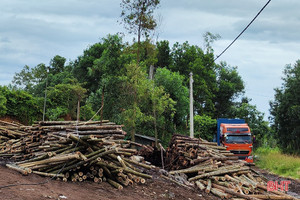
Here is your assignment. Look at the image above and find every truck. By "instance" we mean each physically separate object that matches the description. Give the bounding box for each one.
[217,118,253,163]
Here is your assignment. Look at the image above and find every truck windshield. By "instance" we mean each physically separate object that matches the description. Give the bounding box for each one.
[225,135,251,144]
[227,128,249,132]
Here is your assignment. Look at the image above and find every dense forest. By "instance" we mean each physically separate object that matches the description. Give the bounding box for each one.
[0,34,270,146]
[0,0,298,154]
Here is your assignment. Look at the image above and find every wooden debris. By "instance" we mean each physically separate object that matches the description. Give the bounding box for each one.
[0,120,154,190]
[164,134,297,200]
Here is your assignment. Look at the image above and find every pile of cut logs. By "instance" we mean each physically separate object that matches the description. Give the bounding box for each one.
[1,121,298,199]
[0,120,154,190]
[0,120,30,143]
[164,134,297,200]
[0,120,33,160]
[165,134,238,171]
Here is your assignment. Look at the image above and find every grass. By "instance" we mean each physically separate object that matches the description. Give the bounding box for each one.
[254,147,300,180]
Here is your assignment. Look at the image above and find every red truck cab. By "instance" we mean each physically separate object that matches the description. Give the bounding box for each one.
[217,119,253,163]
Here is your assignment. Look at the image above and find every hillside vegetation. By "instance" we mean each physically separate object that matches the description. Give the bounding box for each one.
[0,0,299,155]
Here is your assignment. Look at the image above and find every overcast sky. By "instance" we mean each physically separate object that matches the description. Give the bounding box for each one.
[0,0,299,120]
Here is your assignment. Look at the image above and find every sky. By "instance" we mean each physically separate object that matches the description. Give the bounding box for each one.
[0,0,299,120]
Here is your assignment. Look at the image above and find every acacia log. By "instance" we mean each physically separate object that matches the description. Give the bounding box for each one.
[6,164,31,175]
[19,153,80,168]
[32,170,64,178]
[189,166,249,181]
[195,180,206,190]
[205,179,212,193]
[107,178,123,190]
[211,183,260,200]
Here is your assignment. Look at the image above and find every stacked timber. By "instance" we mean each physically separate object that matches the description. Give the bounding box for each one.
[0,120,30,143]
[165,134,238,171]
[0,120,33,160]
[0,120,128,161]
[165,134,297,200]
[0,121,154,190]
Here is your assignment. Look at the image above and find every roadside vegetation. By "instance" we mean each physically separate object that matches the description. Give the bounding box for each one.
[254,147,300,179]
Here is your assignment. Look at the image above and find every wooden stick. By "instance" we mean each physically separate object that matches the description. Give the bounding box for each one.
[107,179,123,190]
[205,179,212,193]
[189,166,249,181]
[211,183,260,200]
[32,171,64,178]
[6,164,31,175]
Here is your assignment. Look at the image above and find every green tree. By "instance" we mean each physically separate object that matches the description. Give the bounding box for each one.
[170,41,217,115]
[0,93,7,116]
[156,40,171,68]
[80,103,97,121]
[120,63,175,144]
[203,31,221,54]
[231,99,270,147]
[49,55,66,74]
[270,60,300,154]
[12,65,35,92]
[214,62,244,118]
[120,0,160,63]
[46,82,87,120]
[194,115,217,141]
[73,34,125,95]
[150,82,175,146]
[154,68,188,129]
[84,34,129,123]
[0,86,42,124]
[90,34,126,84]
[12,55,72,97]
[72,43,105,93]
[120,63,150,142]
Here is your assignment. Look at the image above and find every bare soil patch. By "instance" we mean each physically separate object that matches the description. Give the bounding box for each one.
[0,164,219,200]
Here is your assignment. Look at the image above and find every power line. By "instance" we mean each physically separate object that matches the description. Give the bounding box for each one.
[214,0,272,62]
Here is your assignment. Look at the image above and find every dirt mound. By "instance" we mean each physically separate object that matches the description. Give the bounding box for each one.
[0,116,22,125]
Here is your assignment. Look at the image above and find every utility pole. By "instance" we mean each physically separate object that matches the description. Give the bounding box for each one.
[76,98,80,122]
[189,72,194,138]
[42,68,49,122]
[149,65,154,80]
[149,65,158,147]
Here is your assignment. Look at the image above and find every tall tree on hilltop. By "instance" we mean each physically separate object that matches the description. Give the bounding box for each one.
[270,60,300,154]
[72,43,105,93]
[49,55,66,74]
[170,42,218,115]
[120,0,160,64]
[214,62,244,118]
[12,55,70,96]
[156,40,171,68]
